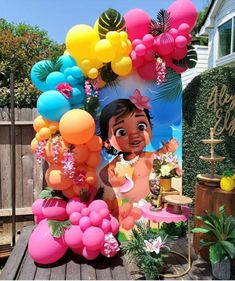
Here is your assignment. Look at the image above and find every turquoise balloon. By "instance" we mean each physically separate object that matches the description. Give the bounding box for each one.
[59,55,77,72]
[30,60,51,92]
[37,90,71,121]
[70,86,85,105]
[66,75,78,86]
[46,72,66,90]
[71,66,84,83]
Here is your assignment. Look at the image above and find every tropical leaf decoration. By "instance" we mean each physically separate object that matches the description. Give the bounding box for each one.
[86,96,99,117]
[172,45,198,69]
[149,9,171,36]
[48,220,71,238]
[100,62,119,84]
[39,187,63,199]
[98,8,125,39]
[34,57,63,82]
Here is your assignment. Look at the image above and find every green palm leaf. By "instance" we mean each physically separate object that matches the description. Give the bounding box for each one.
[220,241,235,258]
[149,9,171,36]
[172,45,198,69]
[98,8,125,39]
[100,62,119,84]
[34,58,63,82]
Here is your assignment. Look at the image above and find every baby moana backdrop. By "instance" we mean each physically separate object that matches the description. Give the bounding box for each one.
[29,0,197,264]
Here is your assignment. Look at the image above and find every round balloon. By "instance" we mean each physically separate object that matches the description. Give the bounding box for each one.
[46,72,66,90]
[45,165,73,190]
[59,55,77,72]
[70,86,85,105]
[82,226,104,250]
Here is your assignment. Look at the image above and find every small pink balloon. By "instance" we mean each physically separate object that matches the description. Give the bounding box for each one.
[79,216,92,231]
[65,225,83,248]
[168,0,197,32]
[144,49,155,61]
[82,226,105,250]
[131,51,144,68]
[82,247,100,260]
[187,34,192,43]
[90,211,102,226]
[42,198,68,221]
[175,35,187,48]
[34,215,45,224]
[70,246,83,255]
[81,207,90,217]
[110,216,120,235]
[142,34,154,47]
[178,23,190,36]
[171,46,187,60]
[66,198,86,216]
[169,28,179,39]
[101,219,111,233]
[99,208,110,219]
[70,212,82,225]
[32,199,44,216]
[137,60,157,81]
[88,200,108,212]
[132,39,143,48]
[155,32,175,56]
[135,44,146,57]
[28,220,68,264]
[124,9,151,41]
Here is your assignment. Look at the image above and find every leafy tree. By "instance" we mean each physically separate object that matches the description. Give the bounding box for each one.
[192,6,209,46]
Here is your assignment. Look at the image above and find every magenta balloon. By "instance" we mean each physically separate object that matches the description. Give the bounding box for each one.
[178,23,190,35]
[137,60,157,81]
[28,220,68,264]
[187,34,193,44]
[70,246,83,255]
[42,198,68,221]
[81,207,90,217]
[101,219,111,233]
[144,49,155,62]
[32,199,44,216]
[155,32,175,56]
[175,35,187,48]
[82,226,105,250]
[168,0,197,32]
[131,51,144,68]
[82,247,100,260]
[70,212,82,225]
[110,216,120,235]
[135,44,146,57]
[169,28,179,39]
[66,198,86,216]
[34,215,45,224]
[132,39,143,48]
[65,225,83,248]
[99,208,110,219]
[142,34,154,47]
[88,200,108,212]
[79,216,92,231]
[172,46,187,60]
[89,211,102,226]
[124,9,151,41]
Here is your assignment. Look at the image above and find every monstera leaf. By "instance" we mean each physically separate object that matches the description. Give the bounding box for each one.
[100,62,119,84]
[172,45,198,69]
[34,58,62,82]
[98,8,125,39]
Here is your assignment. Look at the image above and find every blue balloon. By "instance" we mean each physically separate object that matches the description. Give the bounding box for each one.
[66,75,78,86]
[46,72,66,90]
[64,67,74,77]
[59,55,77,72]
[71,66,84,84]
[70,86,85,105]
[30,60,51,92]
[37,90,71,121]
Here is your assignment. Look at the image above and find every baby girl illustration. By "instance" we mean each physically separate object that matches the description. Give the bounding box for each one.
[99,89,179,203]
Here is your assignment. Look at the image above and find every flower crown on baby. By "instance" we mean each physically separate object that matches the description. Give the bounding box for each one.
[129,89,151,110]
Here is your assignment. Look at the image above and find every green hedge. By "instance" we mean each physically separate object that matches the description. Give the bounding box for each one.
[183,66,235,200]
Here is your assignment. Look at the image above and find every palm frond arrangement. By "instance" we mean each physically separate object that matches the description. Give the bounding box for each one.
[149,9,171,36]
[98,8,125,39]
[172,45,198,69]
[34,57,63,82]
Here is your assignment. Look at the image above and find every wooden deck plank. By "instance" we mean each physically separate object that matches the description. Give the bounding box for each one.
[80,259,96,280]
[50,263,66,280]
[17,251,37,280]
[65,252,81,280]
[0,225,33,280]
[109,252,129,280]
[93,256,112,280]
[34,266,51,280]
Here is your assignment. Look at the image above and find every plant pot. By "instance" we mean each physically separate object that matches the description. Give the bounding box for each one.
[160,178,172,192]
[211,259,231,280]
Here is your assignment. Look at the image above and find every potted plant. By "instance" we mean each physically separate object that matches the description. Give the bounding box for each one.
[122,223,170,280]
[192,205,235,280]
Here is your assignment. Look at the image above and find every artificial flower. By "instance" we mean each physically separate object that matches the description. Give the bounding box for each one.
[130,89,151,110]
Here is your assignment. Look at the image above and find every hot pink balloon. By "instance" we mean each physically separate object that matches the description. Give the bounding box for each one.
[169,28,179,39]
[32,199,44,216]
[132,39,143,48]
[79,216,92,231]
[66,198,86,216]
[187,34,193,44]
[82,247,100,260]
[175,35,187,48]
[81,207,90,217]
[101,219,111,233]
[99,208,110,220]
[155,33,175,56]
[89,211,102,226]
[65,225,83,248]
[42,198,68,221]
[135,44,146,57]
[82,226,105,250]
[142,34,154,47]
[144,49,155,62]
[110,215,120,235]
[172,46,187,60]
[137,60,157,81]
[168,0,197,32]
[88,200,108,212]
[70,246,83,255]
[178,23,190,35]
[34,215,45,224]
[124,9,151,41]
[28,220,68,264]
[131,51,144,68]
[70,212,82,225]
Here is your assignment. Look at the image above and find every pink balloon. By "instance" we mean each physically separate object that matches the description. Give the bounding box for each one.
[34,215,45,224]
[70,212,82,225]
[42,198,68,221]
[144,49,155,61]
[137,60,157,81]
[187,34,193,44]
[101,219,111,233]
[65,225,83,248]
[110,216,120,235]
[172,46,187,60]
[82,247,100,260]
[142,34,154,47]
[28,220,68,264]
[169,28,179,39]
[88,200,108,212]
[89,211,102,226]
[81,207,90,217]
[135,44,146,57]
[124,9,151,41]
[99,208,110,220]
[155,33,175,56]
[175,35,187,48]
[32,199,44,216]
[79,216,92,231]
[132,39,143,48]
[66,198,86,216]
[82,226,104,250]
[70,246,83,255]
[178,23,190,35]
[168,0,197,32]
[131,51,144,67]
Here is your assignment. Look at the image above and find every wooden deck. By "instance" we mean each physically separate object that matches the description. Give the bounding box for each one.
[1,225,234,280]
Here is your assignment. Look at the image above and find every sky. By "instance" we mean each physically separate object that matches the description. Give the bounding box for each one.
[1,0,209,44]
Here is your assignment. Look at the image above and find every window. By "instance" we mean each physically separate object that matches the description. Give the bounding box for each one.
[218,17,235,58]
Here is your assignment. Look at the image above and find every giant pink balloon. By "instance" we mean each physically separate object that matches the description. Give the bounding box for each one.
[167,0,197,32]
[137,60,157,81]
[32,199,44,217]
[42,198,68,221]
[155,33,175,56]
[124,9,151,41]
[82,226,104,250]
[28,220,68,264]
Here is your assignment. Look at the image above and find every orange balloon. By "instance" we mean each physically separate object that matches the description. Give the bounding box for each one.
[59,109,95,145]
[85,171,97,184]
[75,164,87,172]
[31,138,38,152]
[86,135,102,152]
[48,122,59,134]
[35,132,41,141]
[62,186,77,199]
[33,116,50,132]
[86,152,101,168]
[38,127,51,140]
[73,145,89,163]
[73,183,89,195]
[45,165,72,190]
[121,216,135,230]
[44,139,68,163]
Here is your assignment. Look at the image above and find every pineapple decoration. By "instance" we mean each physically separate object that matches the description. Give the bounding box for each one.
[220,171,235,192]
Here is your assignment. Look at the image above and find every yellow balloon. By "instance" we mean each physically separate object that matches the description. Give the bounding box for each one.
[81,59,93,72]
[119,31,128,41]
[115,41,129,57]
[90,58,103,69]
[111,56,132,76]
[93,19,99,36]
[94,39,116,63]
[65,24,99,61]
[63,50,70,55]
[126,39,133,54]
[106,31,121,45]
[88,68,98,79]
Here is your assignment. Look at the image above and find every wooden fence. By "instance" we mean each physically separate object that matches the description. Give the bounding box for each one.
[0,107,47,244]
